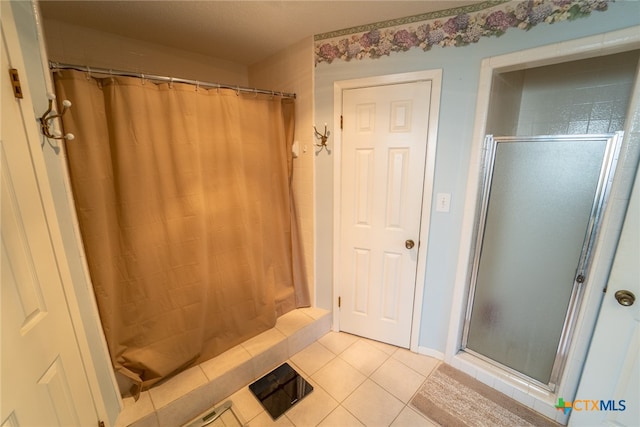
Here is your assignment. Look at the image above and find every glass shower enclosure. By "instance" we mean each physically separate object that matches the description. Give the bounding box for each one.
[462,133,622,391]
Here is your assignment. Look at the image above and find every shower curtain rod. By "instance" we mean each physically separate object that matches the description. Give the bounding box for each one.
[49,62,296,99]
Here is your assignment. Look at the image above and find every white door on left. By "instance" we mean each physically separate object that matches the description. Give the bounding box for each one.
[1,3,99,425]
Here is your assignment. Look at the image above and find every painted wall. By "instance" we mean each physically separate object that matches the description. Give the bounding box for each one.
[313,0,640,353]
[248,36,316,301]
[42,19,248,86]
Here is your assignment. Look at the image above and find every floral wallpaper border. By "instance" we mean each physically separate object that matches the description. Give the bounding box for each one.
[314,0,612,65]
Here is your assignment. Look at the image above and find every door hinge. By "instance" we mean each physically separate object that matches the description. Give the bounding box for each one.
[340,115,343,130]
[338,296,341,308]
[9,69,23,99]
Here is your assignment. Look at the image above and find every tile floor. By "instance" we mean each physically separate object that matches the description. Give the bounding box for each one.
[115,308,442,427]
[230,332,441,427]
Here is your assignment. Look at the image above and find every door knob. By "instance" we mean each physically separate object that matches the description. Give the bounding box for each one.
[614,290,635,306]
[405,239,415,249]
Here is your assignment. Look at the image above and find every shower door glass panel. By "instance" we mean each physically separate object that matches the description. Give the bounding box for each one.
[465,135,614,386]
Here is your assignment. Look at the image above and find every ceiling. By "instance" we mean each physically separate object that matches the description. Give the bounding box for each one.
[38,1,483,65]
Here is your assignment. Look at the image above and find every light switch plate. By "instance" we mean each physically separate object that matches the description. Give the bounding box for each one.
[436,193,451,212]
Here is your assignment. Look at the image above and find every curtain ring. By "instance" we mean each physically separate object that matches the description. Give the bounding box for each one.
[109,69,114,83]
[236,86,240,96]
[85,66,92,80]
[141,74,146,85]
[169,77,174,89]
[53,62,62,76]
[254,88,258,98]
[216,84,220,94]
[195,80,199,92]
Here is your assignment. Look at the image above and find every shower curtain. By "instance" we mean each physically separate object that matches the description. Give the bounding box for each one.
[54,70,309,394]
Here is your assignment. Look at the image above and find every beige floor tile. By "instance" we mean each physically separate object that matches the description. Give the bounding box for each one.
[207,409,245,427]
[242,328,287,356]
[129,412,160,427]
[392,348,440,376]
[317,331,359,355]
[288,319,328,356]
[390,406,438,427]
[115,391,155,427]
[247,411,295,426]
[225,385,265,423]
[371,358,426,403]
[283,379,339,427]
[251,339,289,378]
[340,339,390,376]
[317,405,365,427]
[290,341,336,376]
[298,306,329,320]
[156,383,222,427]
[199,345,252,380]
[342,380,404,427]
[116,325,457,427]
[362,337,398,355]
[275,309,314,336]
[148,366,209,409]
[311,357,366,402]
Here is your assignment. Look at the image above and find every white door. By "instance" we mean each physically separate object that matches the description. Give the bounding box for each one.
[1,9,99,427]
[569,169,640,426]
[339,81,431,348]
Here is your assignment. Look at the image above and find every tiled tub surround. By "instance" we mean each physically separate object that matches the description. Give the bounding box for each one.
[116,308,332,427]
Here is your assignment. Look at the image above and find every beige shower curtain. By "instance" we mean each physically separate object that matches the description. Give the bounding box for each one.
[54,70,309,393]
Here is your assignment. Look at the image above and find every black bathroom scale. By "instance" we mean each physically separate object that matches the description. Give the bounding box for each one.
[248,362,313,420]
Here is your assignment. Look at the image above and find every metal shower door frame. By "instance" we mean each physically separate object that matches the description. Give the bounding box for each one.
[461,132,623,392]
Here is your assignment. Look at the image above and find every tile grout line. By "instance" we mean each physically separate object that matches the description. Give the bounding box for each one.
[123,325,444,426]
[119,309,331,426]
[286,335,440,426]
